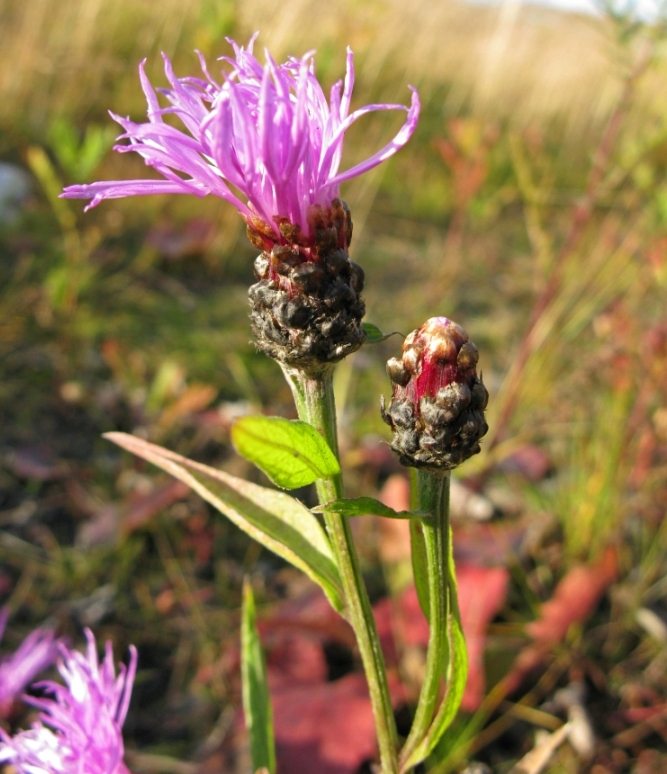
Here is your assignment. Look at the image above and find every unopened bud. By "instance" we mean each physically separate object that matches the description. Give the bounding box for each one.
[381,317,489,471]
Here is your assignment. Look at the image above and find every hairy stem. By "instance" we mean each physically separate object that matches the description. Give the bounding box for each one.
[281,364,400,774]
[399,471,450,771]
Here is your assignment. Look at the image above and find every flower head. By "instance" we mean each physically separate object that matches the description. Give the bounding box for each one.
[382,317,489,471]
[0,630,137,774]
[61,36,420,245]
[0,608,61,717]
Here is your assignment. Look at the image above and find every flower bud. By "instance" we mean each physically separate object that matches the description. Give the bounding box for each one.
[381,317,489,471]
[248,198,366,372]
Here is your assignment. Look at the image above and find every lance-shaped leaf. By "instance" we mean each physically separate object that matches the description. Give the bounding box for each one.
[410,518,431,622]
[242,579,276,774]
[104,433,344,611]
[401,533,468,770]
[232,416,340,489]
[313,496,426,520]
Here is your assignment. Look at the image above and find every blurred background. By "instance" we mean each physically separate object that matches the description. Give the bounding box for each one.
[1,0,667,771]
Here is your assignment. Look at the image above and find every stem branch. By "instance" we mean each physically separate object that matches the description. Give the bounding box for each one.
[399,471,450,771]
[281,364,399,774]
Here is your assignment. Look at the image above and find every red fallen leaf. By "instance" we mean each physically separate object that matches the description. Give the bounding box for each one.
[457,564,509,710]
[617,704,667,723]
[266,631,328,689]
[525,545,618,644]
[217,590,352,691]
[504,546,619,694]
[377,474,412,565]
[219,584,407,774]
[272,673,404,774]
[374,566,509,712]
[261,587,355,648]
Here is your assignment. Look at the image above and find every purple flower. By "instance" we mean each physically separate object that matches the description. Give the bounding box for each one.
[0,608,61,717]
[0,630,137,774]
[61,36,420,244]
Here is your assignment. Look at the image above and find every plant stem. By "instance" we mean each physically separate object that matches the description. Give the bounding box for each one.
[280,364,400,774]
[399,470,450,771]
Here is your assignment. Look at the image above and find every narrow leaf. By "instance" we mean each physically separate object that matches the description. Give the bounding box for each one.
[104,433,344,611]
[362,322,402,343]
[232,415,340,489]
[410,518,431,622]
[313,496,426,520]
[242,579,276,774]
[403,529,469,769]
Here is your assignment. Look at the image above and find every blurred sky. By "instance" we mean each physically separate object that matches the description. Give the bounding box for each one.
[471,0,663,20]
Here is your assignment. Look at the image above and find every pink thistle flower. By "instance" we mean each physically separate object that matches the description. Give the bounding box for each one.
[0,608,61,717]
[61,36,420,244]
[0,630,137,774]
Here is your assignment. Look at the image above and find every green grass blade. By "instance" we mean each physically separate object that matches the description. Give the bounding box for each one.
[242,579,276,774]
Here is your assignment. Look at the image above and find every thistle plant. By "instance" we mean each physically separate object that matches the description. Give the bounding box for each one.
[63,37,487,774]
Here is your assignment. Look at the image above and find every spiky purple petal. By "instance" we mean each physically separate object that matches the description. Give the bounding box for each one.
[0,609,61,716]
[0,630,137,774]
[61,38,420,241]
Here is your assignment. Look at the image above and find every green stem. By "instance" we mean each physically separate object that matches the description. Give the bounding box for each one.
[399,470,450,772]
[281,364,400,774]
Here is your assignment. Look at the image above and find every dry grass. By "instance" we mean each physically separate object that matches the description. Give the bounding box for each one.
[0,0,627,136]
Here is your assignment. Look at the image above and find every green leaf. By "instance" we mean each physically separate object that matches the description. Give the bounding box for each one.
[232,415,340,489]
[104,433,344,611]
[363,322,385,342]
[313,496,426,520]
[362,322,402,343]
[410,518,431,622]
[242,579,276,774]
